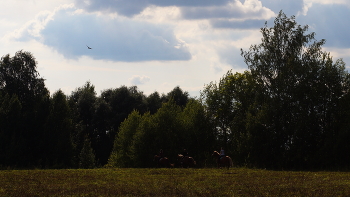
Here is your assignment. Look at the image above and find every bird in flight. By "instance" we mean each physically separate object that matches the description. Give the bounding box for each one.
[87,45,92,49]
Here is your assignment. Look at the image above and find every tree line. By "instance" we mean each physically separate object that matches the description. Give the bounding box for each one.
[1,11,350,170]
[0,58,193,168]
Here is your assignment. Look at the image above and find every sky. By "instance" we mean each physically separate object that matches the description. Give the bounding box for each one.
[1,0,350,98]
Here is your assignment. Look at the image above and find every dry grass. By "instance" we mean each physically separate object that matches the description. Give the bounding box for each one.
[0,168,350,196]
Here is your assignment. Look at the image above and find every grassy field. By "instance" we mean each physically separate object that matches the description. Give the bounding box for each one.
[1,168,350,196]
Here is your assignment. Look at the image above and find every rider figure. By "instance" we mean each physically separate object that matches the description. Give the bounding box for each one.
[220,147,225,158]
[180,149,188,166]
[218,147,225,165]
[159,149,164,161]
[181,149,188,157]
[158,149,164,163]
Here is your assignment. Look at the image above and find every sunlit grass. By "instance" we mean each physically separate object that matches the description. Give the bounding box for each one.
[0,168,350,196]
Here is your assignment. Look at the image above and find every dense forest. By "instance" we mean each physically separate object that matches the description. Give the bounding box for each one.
[1,12,350,170]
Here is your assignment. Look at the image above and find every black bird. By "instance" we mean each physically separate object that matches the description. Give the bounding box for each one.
[87,45,92,49]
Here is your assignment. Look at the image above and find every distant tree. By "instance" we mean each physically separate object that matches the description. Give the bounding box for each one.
[201,71,254,149]
[69,81,97,167]
[108,100,186,167]
[201,70,258,165]
[150,100,183,161]
[79,136,96,169]
[331,93,350,168]
[112,86,146,114]
[109,110,142,167]
[106,86,194,167]
[145,91,162,114]
[69,81,96,128]
[109,96,219,168]
[181,99,216,167]
[99,86,146,135]
[166,86,189,108]
[92,97,113,166]
[130,112,155,167]
[0,94,22,166]
[99,86,147,166]
[44,90,73,168]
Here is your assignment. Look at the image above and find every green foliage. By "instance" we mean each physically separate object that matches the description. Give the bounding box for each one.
[69,81,96,128]
[108,99,215,167]
[130,112,156,167]
[110,110,142,167]
[151,100,183,155]
[200,70,256,160]
[79,137,96,169]
[69,81,97,167]
[166,86,189,108]
[181,99,216,166]
[95,86,148,165]
[145,91,162,114]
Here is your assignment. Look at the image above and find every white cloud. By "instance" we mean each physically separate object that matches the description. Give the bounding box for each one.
[136,6,182,23]
[13,5,192,62]
[12,11,53,40]
[9,4,74,40]
[129,75,151,85]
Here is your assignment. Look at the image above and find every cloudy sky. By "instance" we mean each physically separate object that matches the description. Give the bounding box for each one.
[1,0,350,97]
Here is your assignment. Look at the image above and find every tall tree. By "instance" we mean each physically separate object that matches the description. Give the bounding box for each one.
[0,51,48,107]
[241,11,350,169]
[69,81,97,167]
[0,50,50,167]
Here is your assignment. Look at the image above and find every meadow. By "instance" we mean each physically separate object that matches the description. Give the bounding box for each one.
[1,168,350,196]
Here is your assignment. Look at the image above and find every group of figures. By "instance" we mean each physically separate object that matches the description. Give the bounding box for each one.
[153,148,233,169]
[153,149,196,168]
